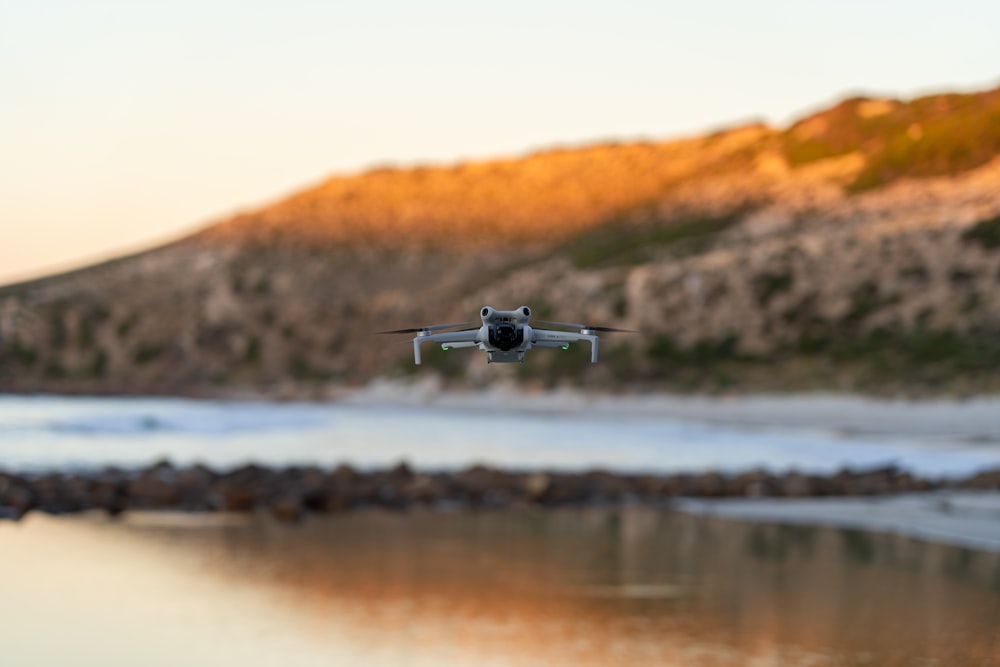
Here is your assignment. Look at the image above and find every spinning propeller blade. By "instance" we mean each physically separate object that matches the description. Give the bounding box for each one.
[537,320,635,333]
[377,322,476,334]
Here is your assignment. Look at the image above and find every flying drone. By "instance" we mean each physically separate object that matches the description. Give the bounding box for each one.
[379,306,633,364]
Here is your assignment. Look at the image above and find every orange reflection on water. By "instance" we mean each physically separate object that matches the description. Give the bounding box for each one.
[2,508,999,666]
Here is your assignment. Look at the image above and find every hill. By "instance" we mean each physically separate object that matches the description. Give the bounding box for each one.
[2,85,1000,396]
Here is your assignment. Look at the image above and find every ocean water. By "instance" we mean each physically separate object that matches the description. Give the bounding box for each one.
[0,394,997,475]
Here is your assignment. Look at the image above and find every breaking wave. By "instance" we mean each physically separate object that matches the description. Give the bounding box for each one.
[0,398,332,438]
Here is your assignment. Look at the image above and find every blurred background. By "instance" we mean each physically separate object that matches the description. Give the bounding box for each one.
[1,1,999,665]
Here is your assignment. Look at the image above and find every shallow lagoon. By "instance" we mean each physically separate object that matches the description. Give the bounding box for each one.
[2,508,998,666]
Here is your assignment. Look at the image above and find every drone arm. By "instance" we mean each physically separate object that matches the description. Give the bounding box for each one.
[412,329,482,365]
[531,329,600,363]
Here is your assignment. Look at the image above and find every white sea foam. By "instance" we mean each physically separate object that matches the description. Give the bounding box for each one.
[0,393,996,475]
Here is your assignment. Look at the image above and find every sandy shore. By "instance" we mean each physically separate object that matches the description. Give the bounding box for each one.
[346,381,1000,442]
[676,490,1000,553]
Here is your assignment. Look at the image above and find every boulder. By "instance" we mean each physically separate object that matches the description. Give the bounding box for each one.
[0,481,34,520]
[779,472,814,497]
[959,468,1000,490]
[270,494,305,523]
[127,473,179,508]
[174,465,216,510]
[523,472,551,502]
[32,474,72,513]
[407,473,448,504]
[583,469,631,502]
[692,472,727,497]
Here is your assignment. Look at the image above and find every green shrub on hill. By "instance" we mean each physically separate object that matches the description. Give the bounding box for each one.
[566,213,741,269]
[134,344,167,365]
[782,88,1000,192]
[753,270,794,307]
[631,322,1000,393]
[0,342,39,367]
[962,214,1000,249]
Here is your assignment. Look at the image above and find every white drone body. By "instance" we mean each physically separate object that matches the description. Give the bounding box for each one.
[380,306,631,365]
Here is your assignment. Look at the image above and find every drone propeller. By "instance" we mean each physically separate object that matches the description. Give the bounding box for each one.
[377,322,476,334]
[537,320,636,333]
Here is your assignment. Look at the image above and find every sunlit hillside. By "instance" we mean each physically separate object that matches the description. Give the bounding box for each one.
[2,85,1000,396]
[201,126,771,251]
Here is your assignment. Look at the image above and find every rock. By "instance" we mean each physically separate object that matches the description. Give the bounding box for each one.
[407,473,447,504]
[959,468,1000,490]
[126,461,186,508]
[270,495,305,523]
[0,481,34,520]
[833,466,896,495]
[331,463,360,484]
[301,466,364,512]
[208,464,276,512]
[128,473,179,508]
[314,486,353,513]
[692,472,727,497]
[542,474,592,505]
[32,474,72,513]
[61,474,95,511]
[455,465,513,504]
[289,466,327,493]
[211,477,259,512]
[583,469,630,502]
[0,461,996,521]
[285,466,329,511]
[174,465,216,510]
[365,465,415,509]
[146,458,175,476]
[732,470,773,497]
[91,480,128,516]
[389,460,414,481]
[633,474,669,499]
[780,472,814,497]
[523,472,551,501]
[88,468,129,515]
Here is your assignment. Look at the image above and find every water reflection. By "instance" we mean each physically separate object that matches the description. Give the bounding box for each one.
[3,508,999,666]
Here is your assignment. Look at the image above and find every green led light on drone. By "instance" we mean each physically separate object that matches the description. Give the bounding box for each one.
[562,344,570,350]
[442,346,450,351]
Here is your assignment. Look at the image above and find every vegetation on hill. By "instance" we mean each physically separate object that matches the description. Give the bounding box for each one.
[782,86,1000,192]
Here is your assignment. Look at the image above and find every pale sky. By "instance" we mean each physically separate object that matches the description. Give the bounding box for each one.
[2,0,998,285]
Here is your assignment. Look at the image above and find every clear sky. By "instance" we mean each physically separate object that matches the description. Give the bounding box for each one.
[2,0,998,285]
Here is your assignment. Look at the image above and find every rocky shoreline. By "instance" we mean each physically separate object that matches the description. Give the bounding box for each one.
[2,461,999,523]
